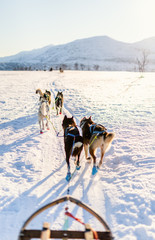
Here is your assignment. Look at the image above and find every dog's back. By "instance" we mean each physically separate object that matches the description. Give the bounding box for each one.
[80,116,115,171]
[39,101,49,117]
[64,125,83,156]
[55,91,63,114]
[55,92,63,105]
[62,115,83,175]
[38,98,50,134]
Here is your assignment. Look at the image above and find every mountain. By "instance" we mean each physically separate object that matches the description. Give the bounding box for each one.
[0,36,155,71]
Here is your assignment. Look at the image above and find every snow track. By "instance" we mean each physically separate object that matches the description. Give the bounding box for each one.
[0,71,154,240]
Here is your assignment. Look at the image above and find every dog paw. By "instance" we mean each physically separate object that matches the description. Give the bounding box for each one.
[98,162,102,168]
[76,165,81,170]
[66,172,71,182]
[92,166,98,175]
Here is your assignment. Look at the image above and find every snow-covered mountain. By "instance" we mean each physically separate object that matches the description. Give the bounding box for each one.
[0,36,155,71]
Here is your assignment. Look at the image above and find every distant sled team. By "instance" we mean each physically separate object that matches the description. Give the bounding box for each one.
[36,89,64,133]
[36,88,115,178]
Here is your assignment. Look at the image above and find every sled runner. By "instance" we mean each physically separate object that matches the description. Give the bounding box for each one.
[18,195,113,240]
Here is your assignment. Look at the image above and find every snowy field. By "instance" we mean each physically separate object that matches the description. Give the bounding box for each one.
[0,70,155,240]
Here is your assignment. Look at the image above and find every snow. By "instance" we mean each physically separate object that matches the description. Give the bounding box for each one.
[0,70,155,240]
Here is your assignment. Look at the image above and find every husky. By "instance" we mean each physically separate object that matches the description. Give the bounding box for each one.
[55,91,63,115]
[62,115,83,181]
[38,94,50,134]
[80,116,115,175]
[36,89,51,105]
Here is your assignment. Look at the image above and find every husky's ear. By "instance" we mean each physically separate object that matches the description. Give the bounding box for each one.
[64,115,67,119]
[89,116,92,120]
[71,116,74,119]
[46,90,51,95]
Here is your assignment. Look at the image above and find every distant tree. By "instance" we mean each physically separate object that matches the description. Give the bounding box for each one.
[94,65,99,71]
[87,66,91,71]
[19,66,24,70]
[74,63,79,70]
[136,50,149,72]
[61,64,67,70]
[80,64,85,70]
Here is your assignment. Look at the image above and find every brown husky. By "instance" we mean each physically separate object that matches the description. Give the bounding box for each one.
[62,115,83,181]
[80,116,115,175]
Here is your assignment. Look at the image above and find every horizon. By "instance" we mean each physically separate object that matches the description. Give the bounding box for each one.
[1,0,155,57]
[1,34,155,58]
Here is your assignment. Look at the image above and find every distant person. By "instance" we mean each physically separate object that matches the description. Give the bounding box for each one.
[59,67,64,73]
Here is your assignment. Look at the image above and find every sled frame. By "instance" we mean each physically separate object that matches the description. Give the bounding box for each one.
[18,195,114,240]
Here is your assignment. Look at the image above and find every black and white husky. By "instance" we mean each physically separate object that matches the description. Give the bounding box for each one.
[38,94,50,134]
[62,115,83,181]
[80,116,115,175]
[55,91,63,115]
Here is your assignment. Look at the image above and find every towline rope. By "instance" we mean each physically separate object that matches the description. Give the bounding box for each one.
[64,207,98,240]
[46,116,62,136]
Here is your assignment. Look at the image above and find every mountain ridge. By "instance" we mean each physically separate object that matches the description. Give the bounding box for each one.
[0,36,155,71]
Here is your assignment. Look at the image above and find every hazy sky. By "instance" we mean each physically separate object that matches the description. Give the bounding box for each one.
[0,0,155,57]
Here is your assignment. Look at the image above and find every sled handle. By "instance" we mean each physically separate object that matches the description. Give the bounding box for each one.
[19,195,112,234]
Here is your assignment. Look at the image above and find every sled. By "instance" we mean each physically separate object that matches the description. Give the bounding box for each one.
[18,195,113,240]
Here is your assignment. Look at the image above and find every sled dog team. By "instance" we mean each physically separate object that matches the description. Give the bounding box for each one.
[36,89,115,180]
[36,89,63,134]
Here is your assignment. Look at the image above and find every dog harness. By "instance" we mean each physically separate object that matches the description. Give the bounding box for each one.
[89,123,106,135]
[55,95,62,102]
[89,123,106,146]
[65,126,80,155]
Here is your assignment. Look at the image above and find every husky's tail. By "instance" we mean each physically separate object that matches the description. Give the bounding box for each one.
[105,132,115,143]
[104,132,115,152]
[36,89,43,96]
[72,143,83,156]
[72,136,83,156]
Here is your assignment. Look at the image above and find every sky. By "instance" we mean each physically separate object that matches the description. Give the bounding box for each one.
[0,0,155,57]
